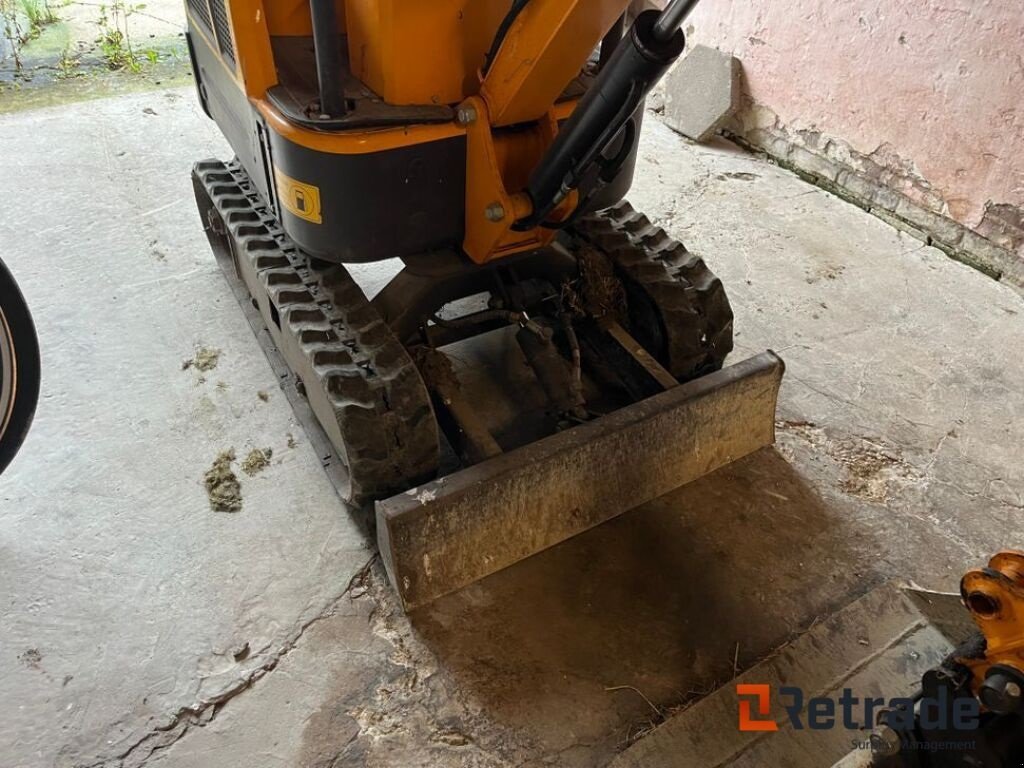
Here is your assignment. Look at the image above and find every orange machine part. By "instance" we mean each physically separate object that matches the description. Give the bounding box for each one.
[256,100,464,154]
[344,0,511,106]
[480,0,629,127]
[461,96,552,263]
[216,0,597,264]
[960,550,1024,694]
[460,96,579,264]
[229,1,278,98]
[264,0,347,36]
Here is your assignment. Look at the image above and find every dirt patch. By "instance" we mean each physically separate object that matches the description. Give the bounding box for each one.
[719,171,759,181]
[18,648,42,669]
[562,246,628,323]
[298,562,535,768]
[149,238,166,261]
[805,263,846,284]
[241,447,273,477]
[204,449,242,512]
[832,440,913,503]
[777,418,817,431]
[182,346,221,372]
[286,433,297,449]
[412,347,461,392]
[777,420,920,503]
[257,390,269,402]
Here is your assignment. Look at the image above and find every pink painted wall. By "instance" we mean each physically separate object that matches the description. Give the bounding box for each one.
[686,0,1024,233]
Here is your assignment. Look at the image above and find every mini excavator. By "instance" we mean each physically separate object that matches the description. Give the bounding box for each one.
[186,0,785,609]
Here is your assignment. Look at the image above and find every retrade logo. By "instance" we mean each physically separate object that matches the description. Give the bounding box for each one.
[737,684,779,732]
[735,684,980,734]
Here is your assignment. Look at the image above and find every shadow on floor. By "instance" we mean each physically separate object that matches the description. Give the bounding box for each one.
[398,446,880,762]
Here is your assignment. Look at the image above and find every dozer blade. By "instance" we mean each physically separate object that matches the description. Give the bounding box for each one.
[377,351,784,611]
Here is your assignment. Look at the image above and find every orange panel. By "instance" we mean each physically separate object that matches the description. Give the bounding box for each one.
[344,0,510,105]
[264,0,346,36]
[257,100,463,154]
[229,0,277,97]
[481,0,629,127]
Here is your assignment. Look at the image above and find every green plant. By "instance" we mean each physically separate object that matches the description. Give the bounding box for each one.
[19,0,58,32]
[1,0,25,69]
[55,43,78,77]
[96,1,147,72]
[0,0,58,72]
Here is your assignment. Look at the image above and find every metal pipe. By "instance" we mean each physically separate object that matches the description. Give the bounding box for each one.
[310,0,345,118]
[651,0,702,43]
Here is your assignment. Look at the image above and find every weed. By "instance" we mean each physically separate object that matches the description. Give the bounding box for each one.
[1,0,58,70]
[55,43,78,77]
[19,0,58,32]
[95,1,149,72]
[1,0,25,69]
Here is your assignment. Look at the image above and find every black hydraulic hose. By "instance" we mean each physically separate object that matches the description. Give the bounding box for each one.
[482,0,531,76]
[310,0,346,118]
[652,0,702,43]
[516,10,686,230]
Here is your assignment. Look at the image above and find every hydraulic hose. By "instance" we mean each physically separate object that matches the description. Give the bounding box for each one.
[516,10,685,230]
[516,0,703,230]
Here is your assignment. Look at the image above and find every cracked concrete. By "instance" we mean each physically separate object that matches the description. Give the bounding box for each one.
[101,566,370,768]
[0,91,1021,768]
[0,91,374,768]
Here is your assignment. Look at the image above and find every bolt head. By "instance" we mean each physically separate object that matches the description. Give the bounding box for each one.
[485,202,506,222]
[456,106,477,126]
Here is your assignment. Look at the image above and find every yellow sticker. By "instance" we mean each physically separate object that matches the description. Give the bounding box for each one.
[275,169,323,224]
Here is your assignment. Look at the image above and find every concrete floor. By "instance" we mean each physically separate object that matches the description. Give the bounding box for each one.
[0,91,1021,768]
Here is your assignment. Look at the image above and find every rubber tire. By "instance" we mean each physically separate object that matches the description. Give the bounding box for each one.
[0,258,40,475]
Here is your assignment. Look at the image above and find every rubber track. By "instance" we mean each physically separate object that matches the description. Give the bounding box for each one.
[571,200,734,380]
[193,159,438,505]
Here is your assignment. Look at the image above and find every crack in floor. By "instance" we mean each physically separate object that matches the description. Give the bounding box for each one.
[331,564,539,767]
[80,555,380,768]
